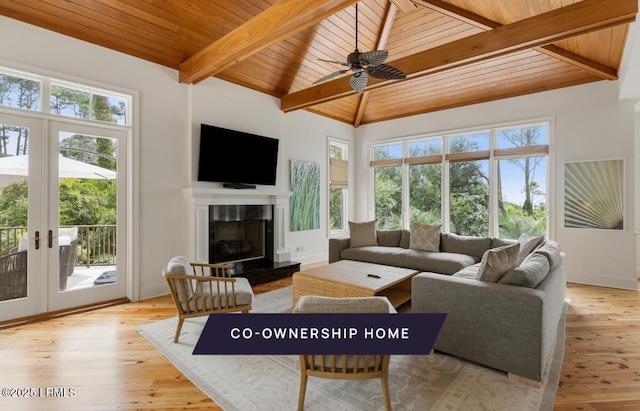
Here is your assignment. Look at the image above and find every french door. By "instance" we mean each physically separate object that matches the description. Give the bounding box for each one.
[0,112,128,321]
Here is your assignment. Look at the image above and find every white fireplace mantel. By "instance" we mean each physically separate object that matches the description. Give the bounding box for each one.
[182,188,292,263]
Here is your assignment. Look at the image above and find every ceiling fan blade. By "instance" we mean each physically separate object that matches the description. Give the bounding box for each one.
[367,64,407,80]
[359,50,388,67]
[313,69,349,84]
[349,71,368,93]
[318,58,350,67]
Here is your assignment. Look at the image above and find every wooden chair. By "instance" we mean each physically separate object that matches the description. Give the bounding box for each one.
[162,256,253,343]
[293,295,395,411]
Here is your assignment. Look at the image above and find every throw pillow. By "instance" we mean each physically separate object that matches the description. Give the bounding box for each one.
[409,222,441,252]
[499,252,550,288]
[476,243,520,283]
[534,240,562,269]
[516,233,544,265]
[349,220,378,248]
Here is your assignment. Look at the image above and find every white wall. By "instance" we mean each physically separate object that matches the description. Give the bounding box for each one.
[189,77,354,265]
[356,81,638,290]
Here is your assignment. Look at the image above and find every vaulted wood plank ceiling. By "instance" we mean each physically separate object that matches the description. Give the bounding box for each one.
[1,0,636,126]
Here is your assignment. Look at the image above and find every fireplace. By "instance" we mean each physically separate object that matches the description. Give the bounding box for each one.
[209,205,274,264]
[183,188,300,285]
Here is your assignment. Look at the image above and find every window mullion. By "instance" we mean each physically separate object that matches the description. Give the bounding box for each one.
[442,136,450,233]
[489,129,498,238]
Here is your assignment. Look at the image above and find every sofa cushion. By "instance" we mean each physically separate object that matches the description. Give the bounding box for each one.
[340,246,411,268]
[409,222,441,252]
[534,240,562,269]
[499,252,550,288]
[403,249,478,275]
[377,230,402,247]
[476,243,520,283]
[516,233,544,265]
[452,263,481,280]
[399,230,411,249]
[441,233,492,258]
[349,220,378,247]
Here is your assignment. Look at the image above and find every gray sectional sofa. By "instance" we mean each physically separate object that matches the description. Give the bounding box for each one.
[329,229,566,383]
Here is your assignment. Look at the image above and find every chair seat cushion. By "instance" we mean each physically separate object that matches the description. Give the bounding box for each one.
[190,277,253,311]
[293,295,396,313]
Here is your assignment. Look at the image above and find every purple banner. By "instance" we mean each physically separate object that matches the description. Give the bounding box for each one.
[193,313,446,355]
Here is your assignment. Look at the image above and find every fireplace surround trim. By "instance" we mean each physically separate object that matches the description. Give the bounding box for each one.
[183,188,292,263]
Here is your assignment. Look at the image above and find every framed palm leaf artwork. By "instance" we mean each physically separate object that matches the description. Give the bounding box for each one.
[564,159,624,230]
[290,159,320,231]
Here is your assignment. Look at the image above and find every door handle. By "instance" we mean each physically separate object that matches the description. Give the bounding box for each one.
[48,230,53,248]
[35,231,40,250]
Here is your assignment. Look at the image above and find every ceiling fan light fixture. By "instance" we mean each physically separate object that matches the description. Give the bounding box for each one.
[314,3,405,93]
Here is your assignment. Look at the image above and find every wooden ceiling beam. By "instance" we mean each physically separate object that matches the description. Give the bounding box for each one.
[389,0,416,14]
[281,0,636,112]
[412,0,618,80]
[179,0,358,84]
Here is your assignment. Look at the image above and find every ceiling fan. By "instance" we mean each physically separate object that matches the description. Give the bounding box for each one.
[313,2,406,93]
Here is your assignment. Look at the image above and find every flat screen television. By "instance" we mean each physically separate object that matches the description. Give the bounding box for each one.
[197,123,279,187]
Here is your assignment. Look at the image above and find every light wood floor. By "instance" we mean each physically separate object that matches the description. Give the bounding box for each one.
[1,276,638,410]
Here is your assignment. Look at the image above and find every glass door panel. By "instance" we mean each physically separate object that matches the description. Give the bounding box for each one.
[48,122,126,311]
[0,114,43,321]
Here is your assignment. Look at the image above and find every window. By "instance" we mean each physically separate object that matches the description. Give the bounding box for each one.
[447,133,490,236]
[407,138,442,225]
[371,143,402,229]
[370,122,550,239]
[496,125,548,238]
[329,139,348,234]
[0,68,130,126]
[51,84,127,125]
[0,73,41,111]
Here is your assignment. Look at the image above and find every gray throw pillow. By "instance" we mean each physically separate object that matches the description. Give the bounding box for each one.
[516,233,544,265]
[409,222,441,252]
[499,252,550,288]
[349,220,378,248]
[534,240,562,269]
[476,243,520,283]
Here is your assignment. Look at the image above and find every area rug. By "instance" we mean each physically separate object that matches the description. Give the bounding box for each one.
[137,286,565,411]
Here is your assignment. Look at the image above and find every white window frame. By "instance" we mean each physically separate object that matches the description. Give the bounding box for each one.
[328,137,349,237]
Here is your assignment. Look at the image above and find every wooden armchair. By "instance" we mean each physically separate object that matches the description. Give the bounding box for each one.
[293,295,396,411]
[162,256,253,343]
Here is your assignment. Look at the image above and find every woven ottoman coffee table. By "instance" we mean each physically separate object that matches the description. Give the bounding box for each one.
[292,260,420,308]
